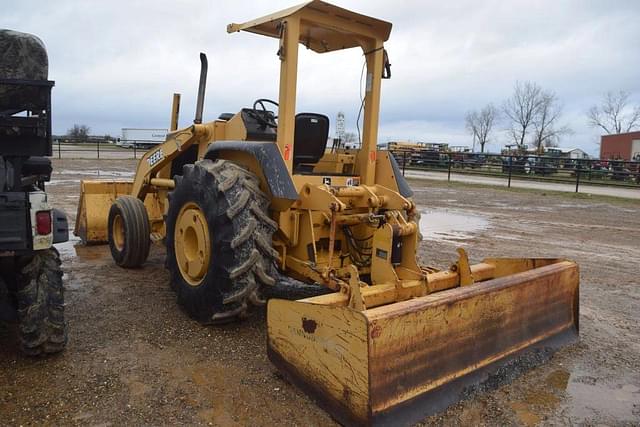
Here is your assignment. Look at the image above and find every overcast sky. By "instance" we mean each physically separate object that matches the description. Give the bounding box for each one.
[3,0,640,155]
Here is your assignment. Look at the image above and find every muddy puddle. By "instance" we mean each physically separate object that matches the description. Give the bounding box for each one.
[55,237,111,262]
[488,201,554,212]
[419,209,490,243]
[55,169,135,177]
[48,179,83,186]
[48,169,134,186]
[563,371,640,423]
[509,368,640,425]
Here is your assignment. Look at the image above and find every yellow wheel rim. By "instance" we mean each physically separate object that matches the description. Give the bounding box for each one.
[113,213,125,251]
[174,202,211,287]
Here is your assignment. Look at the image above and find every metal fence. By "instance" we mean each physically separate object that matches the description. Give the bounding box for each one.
[50,139,640,193]
[53,139,155,159]
[390,151,640,192]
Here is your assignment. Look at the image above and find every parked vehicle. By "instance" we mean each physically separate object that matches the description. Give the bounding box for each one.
[452,152,486,169]
[610,160,634,182]
[0,29,69,355]
[118,128,168,149]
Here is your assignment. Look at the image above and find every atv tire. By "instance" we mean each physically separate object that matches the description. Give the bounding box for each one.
[166,159,278,324]
[16,248,67,356]
[108,195,151,268]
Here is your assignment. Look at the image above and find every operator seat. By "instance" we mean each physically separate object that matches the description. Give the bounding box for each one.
[293,113,329,173]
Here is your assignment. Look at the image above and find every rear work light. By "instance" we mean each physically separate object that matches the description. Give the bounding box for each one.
[36,210,52,235]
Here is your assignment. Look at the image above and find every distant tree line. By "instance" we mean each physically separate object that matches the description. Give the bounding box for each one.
[466,82,639,153]
[66,124,90,140]
[62,124,115,143]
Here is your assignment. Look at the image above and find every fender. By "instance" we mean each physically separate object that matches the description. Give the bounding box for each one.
[52,208,69,244]
[205,141,298,210]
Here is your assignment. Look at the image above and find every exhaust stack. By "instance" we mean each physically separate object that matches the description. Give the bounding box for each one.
[194,53,208,124]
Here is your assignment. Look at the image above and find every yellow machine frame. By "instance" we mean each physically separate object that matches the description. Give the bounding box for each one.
[75,1,579,425]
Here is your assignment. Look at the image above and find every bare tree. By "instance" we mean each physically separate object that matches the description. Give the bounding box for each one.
[66,124,91,141]
[532,91,571,153]
[465,104,498,153]
[587,91,640,135]
[503,81,544,148]
[342,131,358,148]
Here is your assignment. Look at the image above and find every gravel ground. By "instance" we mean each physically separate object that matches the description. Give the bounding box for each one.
[1,158,638,426]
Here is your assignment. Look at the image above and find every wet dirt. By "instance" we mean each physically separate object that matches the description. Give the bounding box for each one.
[1,159,639,426]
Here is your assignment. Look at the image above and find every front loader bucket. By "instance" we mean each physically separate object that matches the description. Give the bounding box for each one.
[267,259,579,426]
[75,180,133,243]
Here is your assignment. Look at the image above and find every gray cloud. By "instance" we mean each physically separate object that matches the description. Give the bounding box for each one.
[2,0,639,154]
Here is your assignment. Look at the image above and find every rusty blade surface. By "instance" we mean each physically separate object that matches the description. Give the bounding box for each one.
[267,300,371,425]
[365,261,579,421]
[268,261,578,426]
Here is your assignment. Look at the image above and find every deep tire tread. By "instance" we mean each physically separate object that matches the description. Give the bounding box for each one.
[16,248,67,356]
[231,218,257,249]
[166,159,277,324]
[226,190,251,219]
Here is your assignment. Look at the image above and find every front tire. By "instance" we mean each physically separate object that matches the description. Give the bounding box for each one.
[16,248,67,356]
[166,159,278,324]
[108,196,150,268]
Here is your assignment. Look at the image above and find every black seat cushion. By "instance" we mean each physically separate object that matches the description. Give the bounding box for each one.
[22,156,52,180]
[293,113,329,172]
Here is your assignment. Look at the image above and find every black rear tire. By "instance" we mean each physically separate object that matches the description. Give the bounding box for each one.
[108,195,150,268]
[16,248,67,356]
[166,159,278,324]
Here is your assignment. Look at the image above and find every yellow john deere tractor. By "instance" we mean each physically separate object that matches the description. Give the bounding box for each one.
[76,1,579,425]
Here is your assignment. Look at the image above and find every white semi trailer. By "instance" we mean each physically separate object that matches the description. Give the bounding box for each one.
[119,128,167,149]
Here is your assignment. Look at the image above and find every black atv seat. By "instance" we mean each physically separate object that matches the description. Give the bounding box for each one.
[22,156,52,181]
[293,113,329,173]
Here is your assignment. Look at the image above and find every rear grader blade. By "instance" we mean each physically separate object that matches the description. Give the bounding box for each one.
[268,258,579,426]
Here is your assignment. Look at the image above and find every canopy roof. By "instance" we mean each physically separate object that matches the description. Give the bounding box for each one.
[227,0,392,53]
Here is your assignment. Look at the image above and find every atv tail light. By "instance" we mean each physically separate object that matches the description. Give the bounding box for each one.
[36,210,52,235]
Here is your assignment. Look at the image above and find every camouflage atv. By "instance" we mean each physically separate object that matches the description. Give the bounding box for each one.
[0,29,68,355]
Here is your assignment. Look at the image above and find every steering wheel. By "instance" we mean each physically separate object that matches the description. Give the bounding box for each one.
[251,98,279,128]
